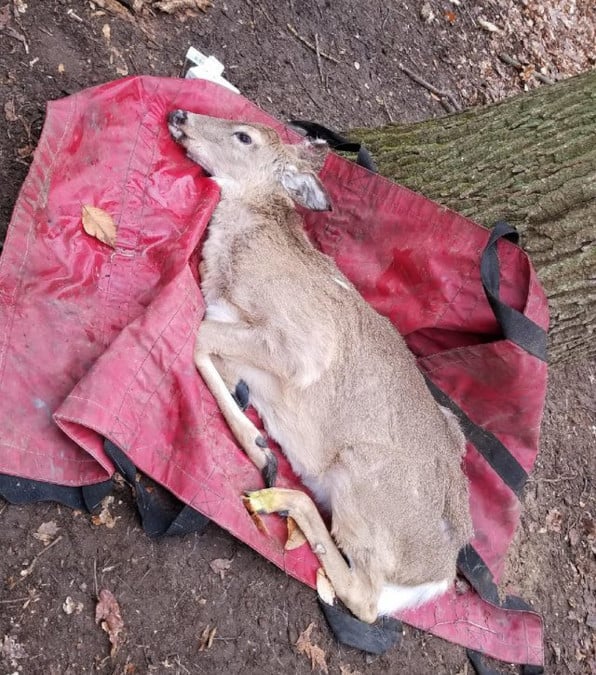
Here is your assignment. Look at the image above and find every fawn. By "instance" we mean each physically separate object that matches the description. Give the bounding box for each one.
[168,110,472,623]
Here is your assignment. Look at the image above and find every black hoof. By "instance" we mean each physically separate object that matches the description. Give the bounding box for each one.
[255,435,268,448]
[318,599,401,655]
[232,379,250,411]
[261,451,278,488]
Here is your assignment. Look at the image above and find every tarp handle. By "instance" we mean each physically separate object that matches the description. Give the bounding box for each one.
[480,221,548,361]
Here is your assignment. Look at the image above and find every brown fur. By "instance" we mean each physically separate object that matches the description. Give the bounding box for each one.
[168,111,473,622]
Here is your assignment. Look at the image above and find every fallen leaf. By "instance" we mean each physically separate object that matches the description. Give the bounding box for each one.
[198,625,217,651]
[545,508,563,533]
[152,0,212,14]
[4,100,18,122]
[295,622,328,673]
[33,520,59,545]
[82,205,117,248]
[102,23,111,43]
[62,596,83,615]
[478,18,502,33]
[96,589,124,656]
[57,63,65,74]
[444,10,457,24]
[209,557,232,580]
[91,495,118,528]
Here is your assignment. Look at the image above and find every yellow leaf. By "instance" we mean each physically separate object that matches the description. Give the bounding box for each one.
[82,205,117,248]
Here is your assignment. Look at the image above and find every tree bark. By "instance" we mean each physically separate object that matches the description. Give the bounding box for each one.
[351,70,596,365]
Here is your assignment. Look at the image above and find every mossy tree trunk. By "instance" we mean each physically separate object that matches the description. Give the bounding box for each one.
[351,70,596,364]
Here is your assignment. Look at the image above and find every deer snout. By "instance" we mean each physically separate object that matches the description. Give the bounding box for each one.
[168,110,188,140]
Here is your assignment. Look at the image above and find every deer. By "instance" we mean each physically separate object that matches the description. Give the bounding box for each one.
[168,110,473,624]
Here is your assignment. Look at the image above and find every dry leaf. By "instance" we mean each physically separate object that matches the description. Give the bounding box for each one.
[96,589,124,656]
[102,23,111,43]
[295,622,328,673]
[478,18,502,33]
[57,63,65,74]
[285,516,307,551]
[545,508,563,533]
[153,0,213,14]
[4,100,18,122]
[444,10,457,24]
[33,520,59,545]
[91,495,118,528]
[198,625,217,651]
[82,205,117,247]
[209,557,232,580]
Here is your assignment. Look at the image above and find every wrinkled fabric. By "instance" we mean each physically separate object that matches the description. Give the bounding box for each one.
[0,76,547,666]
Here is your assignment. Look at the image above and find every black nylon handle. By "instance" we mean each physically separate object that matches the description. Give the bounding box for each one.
[288,120,378,173]
[480,221,548,361]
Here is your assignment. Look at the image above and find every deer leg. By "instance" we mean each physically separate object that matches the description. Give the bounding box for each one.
[244,487,380,623]
[194,351,277,487]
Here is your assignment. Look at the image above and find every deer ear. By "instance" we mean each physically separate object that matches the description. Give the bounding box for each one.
[280,165,331,211]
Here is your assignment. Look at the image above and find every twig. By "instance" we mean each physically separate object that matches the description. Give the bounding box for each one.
[527,474,577,484]
[314,33,324,85]
[398,62,461,112]
[9,535,63,588]
[382,99,394,123]
[498,53,555,85]
[287,23,340,64]
[245,0,274,25]
[93,557,99,598]
[289,62,322,110]
[0,597,30,604]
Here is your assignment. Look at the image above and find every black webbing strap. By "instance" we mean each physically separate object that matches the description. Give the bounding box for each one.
[0,473,112,511]
[468,649,544,675]
[288,120,378,173]
[103,439,210,538]
[424,376,528,495]
[481,221,547,361]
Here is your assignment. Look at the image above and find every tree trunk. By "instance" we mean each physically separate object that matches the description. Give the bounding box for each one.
[351,70,596,365]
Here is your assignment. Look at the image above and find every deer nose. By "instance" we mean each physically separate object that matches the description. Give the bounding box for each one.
[168,109,187,126]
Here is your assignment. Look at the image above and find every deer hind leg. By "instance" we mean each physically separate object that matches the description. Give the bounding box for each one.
[194,351,278,487]
[244,487,380,623]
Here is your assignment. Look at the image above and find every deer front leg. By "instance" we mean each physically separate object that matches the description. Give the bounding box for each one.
[194,349,278,487]
[244,488,380,624]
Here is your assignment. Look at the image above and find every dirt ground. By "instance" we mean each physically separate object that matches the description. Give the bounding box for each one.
[0,1,594,673]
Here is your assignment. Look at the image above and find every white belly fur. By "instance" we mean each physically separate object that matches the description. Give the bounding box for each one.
[377,579,450,615]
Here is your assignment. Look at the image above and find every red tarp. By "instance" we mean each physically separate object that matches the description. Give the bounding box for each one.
[0,76,548,666]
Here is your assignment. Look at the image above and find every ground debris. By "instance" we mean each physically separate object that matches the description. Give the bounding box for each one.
[32,520,60,545]
[0,635,26,667]
[198,624,217,651]
[209,557,233,580]
[152,0,212,15]
[545,507,563,533]
[62,595,84,615]
[91,495,119,527]
[95,588,125,656]
[295,622,328,673]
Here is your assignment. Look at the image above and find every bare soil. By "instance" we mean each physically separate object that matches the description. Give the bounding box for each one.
[1,1,594,673]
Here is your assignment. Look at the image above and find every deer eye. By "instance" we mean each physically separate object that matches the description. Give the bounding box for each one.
[234,131,253,145]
